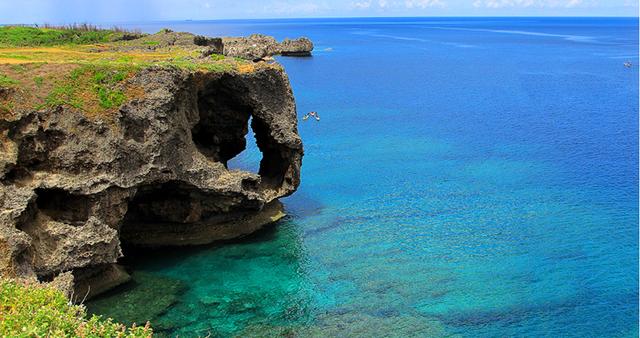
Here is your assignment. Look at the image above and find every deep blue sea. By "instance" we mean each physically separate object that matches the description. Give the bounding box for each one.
[87,17,639,337]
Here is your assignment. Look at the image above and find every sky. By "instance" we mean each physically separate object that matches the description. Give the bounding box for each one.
[0,0,637,24]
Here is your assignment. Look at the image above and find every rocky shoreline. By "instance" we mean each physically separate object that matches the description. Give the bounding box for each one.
[0,29,307,299]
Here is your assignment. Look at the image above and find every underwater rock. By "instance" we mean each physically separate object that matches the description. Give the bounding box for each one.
[73,264,132,300]
[86,272,185,326]
[238,312,453,337]
[0,60,303,296]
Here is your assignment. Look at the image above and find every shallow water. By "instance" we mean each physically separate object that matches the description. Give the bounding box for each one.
[87,18,639,337]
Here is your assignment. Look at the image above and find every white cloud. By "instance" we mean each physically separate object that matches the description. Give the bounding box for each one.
[564,0,582,7]
[352,0,372,8]
[378,0,389,8]
[404,0,446,8]
[472,0,584,8]
[263,1,326,14]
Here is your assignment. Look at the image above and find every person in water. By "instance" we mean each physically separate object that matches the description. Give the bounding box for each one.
[624,61,632,68]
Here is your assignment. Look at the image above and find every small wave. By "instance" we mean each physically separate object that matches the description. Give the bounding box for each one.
[442,42,478,48]
[607,55,639,59]
[352,32,478,48]
[367,33,431,42]
[427,26,597,43]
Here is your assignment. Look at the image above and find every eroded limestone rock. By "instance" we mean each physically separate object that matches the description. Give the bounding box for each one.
[222,34,314,60]
[0,63,303,298]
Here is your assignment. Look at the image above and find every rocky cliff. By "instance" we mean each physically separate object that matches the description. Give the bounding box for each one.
[222,34,314,60]
[105,30,314,61]
[0,30,303,298]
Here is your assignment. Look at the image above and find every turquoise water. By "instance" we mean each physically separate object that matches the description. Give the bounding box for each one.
[87,18,639,337]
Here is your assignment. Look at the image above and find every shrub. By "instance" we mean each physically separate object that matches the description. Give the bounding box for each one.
[0,25,138,47]
[0,279,152,337]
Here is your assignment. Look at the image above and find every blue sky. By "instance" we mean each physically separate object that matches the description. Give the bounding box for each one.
[0,0,637,24]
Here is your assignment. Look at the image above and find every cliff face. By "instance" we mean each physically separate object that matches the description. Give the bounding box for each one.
[0,62,302,297]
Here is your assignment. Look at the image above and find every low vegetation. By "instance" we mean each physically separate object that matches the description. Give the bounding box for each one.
[0,25,140,47]
[0,73,18,87]
[0,25,253,118]
[0,279,152,337]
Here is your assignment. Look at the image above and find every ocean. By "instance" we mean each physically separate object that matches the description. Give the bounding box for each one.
[86,17,639,337]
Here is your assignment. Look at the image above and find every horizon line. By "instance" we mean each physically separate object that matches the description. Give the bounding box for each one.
[5,15,637,26]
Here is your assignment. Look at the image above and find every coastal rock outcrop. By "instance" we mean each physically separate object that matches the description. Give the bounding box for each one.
[0,62,303,298]
[222,34,314,60]
[107,30,313,61]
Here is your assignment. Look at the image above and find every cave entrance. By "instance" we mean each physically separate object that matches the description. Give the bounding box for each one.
[191,76,289,190]
[227,117,261,173]
[191,82,252,167]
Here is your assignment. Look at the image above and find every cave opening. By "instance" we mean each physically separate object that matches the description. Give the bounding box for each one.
[34,188,91,225]
[227,117,261,174]
[190,77,289,190]
[191,81,252,166]
[119,180,265,247]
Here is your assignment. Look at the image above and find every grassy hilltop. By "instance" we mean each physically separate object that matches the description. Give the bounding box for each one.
[0,25,257,119]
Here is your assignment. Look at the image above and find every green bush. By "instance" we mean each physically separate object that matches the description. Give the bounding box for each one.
[0,279,152,337]
[0,26,129,47]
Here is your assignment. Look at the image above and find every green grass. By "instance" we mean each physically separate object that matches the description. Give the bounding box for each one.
[0,73,19,87]
[0,26,130,47]
[0,279,152,337]
[44,64,134,110]
[33,76,44,87]
[10,64,27,72]
[45,82,83,109]
[210,54,225,61]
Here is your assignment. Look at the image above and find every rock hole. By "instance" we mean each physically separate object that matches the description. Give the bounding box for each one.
[123,181,206,225]
[191,75,293,192]
[34,188,91,225]
[252,117,289,188]
[228,117,261,174]
[192,81,252,166]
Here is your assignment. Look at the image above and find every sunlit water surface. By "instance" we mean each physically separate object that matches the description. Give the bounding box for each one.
[87,18,639,337]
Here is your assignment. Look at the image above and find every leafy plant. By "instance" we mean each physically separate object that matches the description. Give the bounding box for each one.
[0,279,152,337]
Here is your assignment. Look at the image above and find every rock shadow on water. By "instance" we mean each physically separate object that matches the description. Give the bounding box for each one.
[119,217,292,269]
[89,214,315,337]
[85,271,186,327]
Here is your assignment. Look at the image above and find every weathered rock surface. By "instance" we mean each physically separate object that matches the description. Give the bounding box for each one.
[107,29,224,55]
[222,34,314,60]
[106,31,313,61]
[0,63,303,298]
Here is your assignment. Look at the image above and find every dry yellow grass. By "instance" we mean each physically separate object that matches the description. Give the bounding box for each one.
[0,46,181,65]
